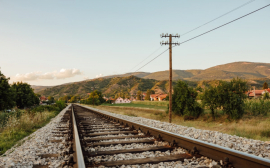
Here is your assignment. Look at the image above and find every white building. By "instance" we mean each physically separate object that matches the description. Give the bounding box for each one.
[115,97,131,104]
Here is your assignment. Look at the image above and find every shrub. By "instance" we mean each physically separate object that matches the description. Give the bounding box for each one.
[217,78,248,119]
[244,99,270,116]
[171,80,203,118]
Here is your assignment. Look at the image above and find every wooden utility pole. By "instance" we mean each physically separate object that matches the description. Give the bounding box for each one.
[160,33,180,123]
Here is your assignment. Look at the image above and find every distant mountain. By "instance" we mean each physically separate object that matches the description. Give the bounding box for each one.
[31,85,53,93]
[37,76,183,99]
[34,61,270,97]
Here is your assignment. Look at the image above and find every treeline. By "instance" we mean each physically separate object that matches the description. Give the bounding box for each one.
[58,90,106,105]
[0,71,40,111]
[171,78,270,120]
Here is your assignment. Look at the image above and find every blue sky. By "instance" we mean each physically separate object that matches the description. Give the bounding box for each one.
[0,0,269,86]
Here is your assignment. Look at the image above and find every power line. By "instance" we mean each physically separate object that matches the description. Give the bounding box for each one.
[131,0,255,72]
[179,3,270,45]
[129,46,163,72]
[135,3,270,72]
[135,48,169,72]
[181,0,255,36]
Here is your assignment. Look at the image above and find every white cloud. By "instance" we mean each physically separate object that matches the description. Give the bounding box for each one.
[14,72,39,81]
[96,74,103,78]
[13,68,82,81]
[54,68,82,79]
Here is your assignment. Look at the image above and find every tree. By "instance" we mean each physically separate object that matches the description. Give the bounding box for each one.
[0,70,15,111]
[136,90,142,100]
[263,82,268,89]
[145,89,154,100]
[70,96,77,103]
[88,90,105,105]
[217,78,248,119]
[59,95,71,103]
[47,96,55,104]
[263,92,270,100]
[171,80,203,118]
[12,82,40,109]
[201,86,219,119]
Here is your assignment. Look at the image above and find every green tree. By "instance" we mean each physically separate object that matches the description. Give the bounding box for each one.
[263,82,268,89]
[263,92,270,100]
[0,71,15,111]
[12,82,39,109]
[70,96,77,103]
[87,90,105,105]
[47,96,55,104]
[59,95,71,103]
[145,90,151,100]
[171,80,203,118]
[136,90,142,100]
[217,78,248,119]
[201,86,219,119]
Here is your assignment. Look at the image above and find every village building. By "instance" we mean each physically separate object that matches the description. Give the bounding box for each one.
[247,88,270,98]
[114,97,131,104]
[150,93,168,101]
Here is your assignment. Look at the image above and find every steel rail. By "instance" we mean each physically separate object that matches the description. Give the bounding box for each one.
[72,105,86,168]
[76,104,270,168]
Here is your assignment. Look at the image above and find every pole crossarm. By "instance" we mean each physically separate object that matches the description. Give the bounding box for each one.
[160,42,180,46]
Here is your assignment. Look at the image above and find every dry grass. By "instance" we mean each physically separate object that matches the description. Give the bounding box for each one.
[0,111,58,155]
[84,104,270,141]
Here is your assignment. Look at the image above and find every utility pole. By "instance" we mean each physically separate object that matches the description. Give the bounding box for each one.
[160,33,180,123]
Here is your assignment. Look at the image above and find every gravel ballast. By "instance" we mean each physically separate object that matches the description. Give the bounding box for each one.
[0,105,72,168]
[85,106,270,160]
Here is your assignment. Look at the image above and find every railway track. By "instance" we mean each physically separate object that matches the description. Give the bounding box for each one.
[50,104,270,168]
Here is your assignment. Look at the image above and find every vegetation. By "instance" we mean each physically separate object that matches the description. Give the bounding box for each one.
[136,90,142,100]
[0,101,66,155]
[102,102,168,110]
[80,90,105,105]
[145,89,154,100]
[1,70,40,110]
[0,71,15,111]
[201,85,219,119]
[12,82,40,109]
[263,82,269,89]
[171,80,203,118]
[244,99,270,116]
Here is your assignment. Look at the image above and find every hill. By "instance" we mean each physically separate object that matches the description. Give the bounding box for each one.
[34,61,270,97]
[97,62,270,81]
[38,76,175,99]
[31,85,53,93]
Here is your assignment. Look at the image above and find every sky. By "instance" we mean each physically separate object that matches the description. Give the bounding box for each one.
[0,0,269,86]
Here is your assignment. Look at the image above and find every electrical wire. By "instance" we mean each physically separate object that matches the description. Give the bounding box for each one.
[135,48,169,72]
[129,46,163,72]
[181,0,255,36]
[131,0,255,72]
[135,3,270,72]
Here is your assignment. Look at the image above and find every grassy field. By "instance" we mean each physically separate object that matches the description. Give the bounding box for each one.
[0,103,65,155]
[83,101,270,141]
[102,101,168,110]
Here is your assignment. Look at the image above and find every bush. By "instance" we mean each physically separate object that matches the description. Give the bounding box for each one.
[171,80,203,118]
[216,78,248,119]
[244,99,270,116]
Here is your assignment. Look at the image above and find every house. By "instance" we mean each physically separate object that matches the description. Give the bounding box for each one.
[115,97,131,104]
[150,94,168,101]
[40,96,48,101]
[247,88,270,98]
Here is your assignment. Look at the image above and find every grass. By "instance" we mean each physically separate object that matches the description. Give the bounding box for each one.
[83,102,270,142]
[0,104,65,155]
[102,101,168,110]
[132,101,169,107]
